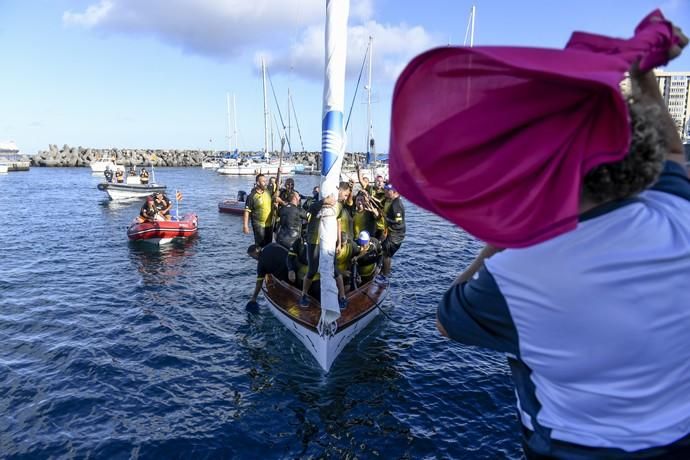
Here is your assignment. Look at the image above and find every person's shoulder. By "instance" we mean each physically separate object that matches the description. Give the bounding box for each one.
[647,160,690,202]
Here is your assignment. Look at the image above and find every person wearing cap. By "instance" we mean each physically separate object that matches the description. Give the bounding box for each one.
[422,14,690,458]
[138,196,159,223]
[276,177,302,207]
[378,182,405,282]
[350,230,383,286]
[154,192,172,220]
[104,166,113,183]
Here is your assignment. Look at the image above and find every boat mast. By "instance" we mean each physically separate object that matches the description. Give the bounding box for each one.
[464,5,476,47]
[233,93,238,153]
[365,36,374,169]
[319,0,350,331]
[287,87,291,154]
[262,58,270,158]
[226,92,232,151]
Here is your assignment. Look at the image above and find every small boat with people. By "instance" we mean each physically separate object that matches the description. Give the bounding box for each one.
[97,165,164,200]
[98,181,166,200]
[127,213,198,245]
[252,3,393,372]
[263,266,388,371]
[127,191,197,245]
[90,154,117,173]
[218,190,247,215]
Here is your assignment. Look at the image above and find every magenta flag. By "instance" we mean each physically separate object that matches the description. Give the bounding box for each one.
[389,10,677,248]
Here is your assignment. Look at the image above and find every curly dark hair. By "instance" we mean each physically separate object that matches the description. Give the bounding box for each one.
[582,99,665,204]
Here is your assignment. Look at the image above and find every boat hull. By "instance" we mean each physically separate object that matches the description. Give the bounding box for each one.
[262,275,388,371]
[127,213,198,244]
[97,182,166,200]
[218,200,245,215]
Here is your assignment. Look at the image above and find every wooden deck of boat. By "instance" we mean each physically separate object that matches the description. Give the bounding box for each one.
[263,275,387,333]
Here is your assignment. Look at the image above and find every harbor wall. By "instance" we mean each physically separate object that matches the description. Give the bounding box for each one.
[30,144,367,168]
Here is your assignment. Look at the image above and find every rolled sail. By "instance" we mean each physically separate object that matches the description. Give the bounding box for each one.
[319,0,349,329]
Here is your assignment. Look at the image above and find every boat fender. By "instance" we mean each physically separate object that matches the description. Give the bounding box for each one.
[97,183,107,191]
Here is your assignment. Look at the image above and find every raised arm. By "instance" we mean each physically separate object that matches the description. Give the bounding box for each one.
[630,24,688,168]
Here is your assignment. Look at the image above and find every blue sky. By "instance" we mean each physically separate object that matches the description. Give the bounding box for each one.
[1,0,688,155]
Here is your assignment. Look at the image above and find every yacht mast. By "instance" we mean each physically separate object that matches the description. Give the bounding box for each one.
[233,93,238,152]
[226,92,232,151]
[366,36,374,166]
[262,58,269,157]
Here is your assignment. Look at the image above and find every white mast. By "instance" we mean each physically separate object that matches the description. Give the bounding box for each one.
[287,87,291,152]
[365,35,374,166]
[262,58,269,157]
[226,92,232,151]
[319,0,349,330]
[232,93,238,152]
[464,5,476,47]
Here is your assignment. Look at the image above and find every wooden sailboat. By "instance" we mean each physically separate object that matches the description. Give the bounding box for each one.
[262,0,388,372]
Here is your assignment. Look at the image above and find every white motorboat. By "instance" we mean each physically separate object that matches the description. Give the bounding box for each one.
[97,181,166,200]
[90,154,117,173]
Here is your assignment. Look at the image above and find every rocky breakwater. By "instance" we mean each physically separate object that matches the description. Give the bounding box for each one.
[32,145,208,167]
[30,145,367,168]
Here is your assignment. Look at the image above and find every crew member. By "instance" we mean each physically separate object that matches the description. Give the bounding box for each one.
[276,191,308,249]
[243,173,273,247]
[379,183,405,281]
[140,167,150,185]
[138,196,159,223]
[247,242,290,305]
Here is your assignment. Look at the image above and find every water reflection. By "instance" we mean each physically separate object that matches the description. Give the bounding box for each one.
[128,238,198,284]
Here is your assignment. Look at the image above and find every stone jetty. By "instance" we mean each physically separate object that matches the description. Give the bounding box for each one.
[31,144,366,169]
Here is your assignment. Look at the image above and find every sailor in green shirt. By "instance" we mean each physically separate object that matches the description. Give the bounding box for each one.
[243,173,274,247]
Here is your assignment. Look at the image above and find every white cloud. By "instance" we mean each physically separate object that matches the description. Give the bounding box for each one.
[63,0,324,58]
[265,20,436,82]
[63,0,435,80]
[63,0,114,27]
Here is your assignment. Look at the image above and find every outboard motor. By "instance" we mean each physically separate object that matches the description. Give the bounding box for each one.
[237,190,247,202]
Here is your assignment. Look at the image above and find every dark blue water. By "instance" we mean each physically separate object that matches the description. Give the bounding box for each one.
[0,168,521,458]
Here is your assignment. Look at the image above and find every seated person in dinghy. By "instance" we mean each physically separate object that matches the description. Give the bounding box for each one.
[154,193,173,220]
[138,196,162,223]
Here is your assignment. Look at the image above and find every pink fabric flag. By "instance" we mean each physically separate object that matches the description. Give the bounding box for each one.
[389,10,678,248]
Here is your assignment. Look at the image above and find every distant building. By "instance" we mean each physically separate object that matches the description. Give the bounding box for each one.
[620,71,690,142]
[655,71,690,142]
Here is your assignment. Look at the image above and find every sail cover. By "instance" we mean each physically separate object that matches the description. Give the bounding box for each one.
[319,0,349,329]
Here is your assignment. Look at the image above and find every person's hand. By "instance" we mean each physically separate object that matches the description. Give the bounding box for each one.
[243,225,250,234]
[335,244,341,255]
[288,270,296,283]
[631,21,688,78]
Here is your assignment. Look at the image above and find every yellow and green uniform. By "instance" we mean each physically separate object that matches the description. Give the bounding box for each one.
[245,188,273,247]
[336,202,354,243]
[245,188,273,226]
[353,209,377,238]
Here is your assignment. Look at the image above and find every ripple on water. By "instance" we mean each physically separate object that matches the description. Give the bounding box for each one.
[0,168,522,458]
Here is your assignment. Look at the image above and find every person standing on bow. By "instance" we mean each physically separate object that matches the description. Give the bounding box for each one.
[243,173,273,248]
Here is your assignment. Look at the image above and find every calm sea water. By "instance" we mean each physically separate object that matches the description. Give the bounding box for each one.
[0,168,521,459]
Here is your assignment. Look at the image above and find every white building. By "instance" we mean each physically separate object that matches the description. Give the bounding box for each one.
[655,71,690,141]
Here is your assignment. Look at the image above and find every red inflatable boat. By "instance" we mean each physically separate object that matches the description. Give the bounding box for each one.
[127,213,198,245]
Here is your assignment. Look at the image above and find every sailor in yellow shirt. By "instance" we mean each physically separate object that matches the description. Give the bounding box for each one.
[243,173,274,247]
